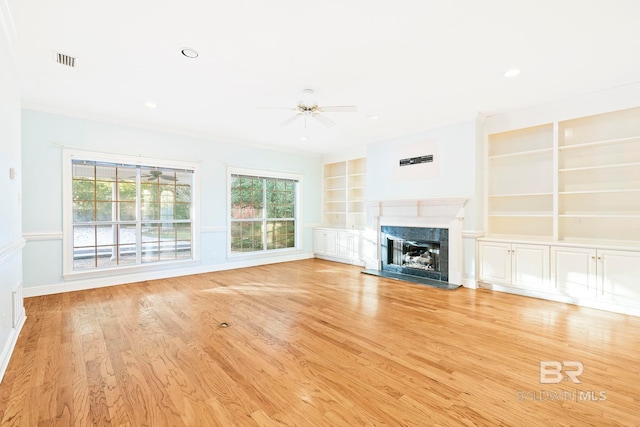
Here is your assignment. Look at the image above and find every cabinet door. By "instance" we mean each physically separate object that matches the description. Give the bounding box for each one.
[597,249,640,304]
[551,246,597,297]
[314,229,337,256]
[511,244,550,291]
[478,241,511,285]
[337,231,352,258]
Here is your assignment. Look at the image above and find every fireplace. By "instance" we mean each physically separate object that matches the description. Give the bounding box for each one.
[381,226,448,282]
[361,198,467,287]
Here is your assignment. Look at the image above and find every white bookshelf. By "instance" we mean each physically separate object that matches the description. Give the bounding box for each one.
[485,106,640,245]
[487,124,554,239]
[323,158,367,229]
[557,106,640,243]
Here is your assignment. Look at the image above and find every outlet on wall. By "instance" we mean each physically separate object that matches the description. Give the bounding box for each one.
[212,251,217,259]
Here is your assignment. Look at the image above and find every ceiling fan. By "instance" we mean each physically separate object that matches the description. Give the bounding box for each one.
[141,169,177,181]
[266,89,357,128]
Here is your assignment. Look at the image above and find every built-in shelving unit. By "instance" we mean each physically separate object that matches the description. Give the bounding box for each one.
[487,123,554,239]
[323,158,367,229]
[486,105,640,246]
[480,105,640,317]
[557,107,640,244]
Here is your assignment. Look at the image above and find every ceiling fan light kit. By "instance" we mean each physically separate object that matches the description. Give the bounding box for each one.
[272,89,357,129]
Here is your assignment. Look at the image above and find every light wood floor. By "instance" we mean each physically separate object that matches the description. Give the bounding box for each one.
[1,259,639,426]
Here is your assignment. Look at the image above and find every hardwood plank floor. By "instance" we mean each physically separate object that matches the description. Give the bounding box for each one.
[1,259,639,426]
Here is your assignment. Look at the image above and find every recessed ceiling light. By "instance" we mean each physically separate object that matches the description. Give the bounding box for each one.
[299,137,308,141]
[181,48,199,58]
[366,114,379,120]
[504,68,521,78]
[144,102,157,109]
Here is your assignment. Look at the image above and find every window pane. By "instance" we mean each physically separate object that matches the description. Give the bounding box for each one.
[119,202,136,221]
[160,243,177,260]
[175,185,191,203]
[160,190,174,220]
[231,176,263,219]
[96,225,116,246]
[266,220,295,250]
[141,202,160,220]
[73,201,95,222]
[73,179,95,201]
[141,223,160,263]
[175,223,191,241]
[141,183,159,201]
[231,221,263,252]
[72,163,95,179]
[74,251,95,270]
[95,202,115,221]
[118,181,136,201]
[97,250,117,268]
[74,225,95,248]
[142,223,160,242]
[118,244,137,265]
[175,203,191,220]
[95,165,117,182]
[176,241,192,259]
[73,225,118,269]
[118,224,137,244]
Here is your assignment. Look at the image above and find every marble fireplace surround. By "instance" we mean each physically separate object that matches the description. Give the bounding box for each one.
[363,198,467,285]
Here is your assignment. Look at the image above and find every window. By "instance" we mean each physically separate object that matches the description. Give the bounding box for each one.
[229,171,299,254]
[64,151,197,275]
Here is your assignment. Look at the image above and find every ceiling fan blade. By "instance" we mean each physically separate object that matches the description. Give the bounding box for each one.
[280,113,302,126]
[319,105,357,113]
[257,106,296,110]
[312,112,336,127]
[160,175,176,181]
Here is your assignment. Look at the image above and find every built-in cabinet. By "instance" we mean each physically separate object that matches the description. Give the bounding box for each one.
[478,241,549,291]
[480,106,640,314]
[314,228,364,266]
[315,157,367,266]
[552,247,640,304]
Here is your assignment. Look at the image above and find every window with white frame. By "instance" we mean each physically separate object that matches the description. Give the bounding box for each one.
[229,171,299,254]
[64,151,197,274]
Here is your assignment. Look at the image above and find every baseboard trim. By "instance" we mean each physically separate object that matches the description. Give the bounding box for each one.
[24,253,315,297]
[478,281,640,317]
[461,277,478,289]
[0,312,26,384]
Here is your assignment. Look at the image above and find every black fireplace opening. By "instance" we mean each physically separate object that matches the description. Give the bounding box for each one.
[381,226,448,282]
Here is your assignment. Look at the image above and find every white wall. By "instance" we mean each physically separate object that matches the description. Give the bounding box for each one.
[21,109,323,296]
[365,119,482,286]
[0,0,25,382]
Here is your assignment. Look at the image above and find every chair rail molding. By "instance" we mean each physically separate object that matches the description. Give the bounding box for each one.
[0,238,26,265]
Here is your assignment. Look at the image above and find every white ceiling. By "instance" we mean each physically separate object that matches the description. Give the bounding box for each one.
[8,0,640,155]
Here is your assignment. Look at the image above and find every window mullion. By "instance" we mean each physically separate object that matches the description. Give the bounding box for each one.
[136,168,142,265]
[263,178,267,251]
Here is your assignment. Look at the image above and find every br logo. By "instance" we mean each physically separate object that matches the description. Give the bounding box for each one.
[540,361,584,384]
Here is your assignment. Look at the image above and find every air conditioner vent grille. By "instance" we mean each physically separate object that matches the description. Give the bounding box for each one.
[56,52,76,67]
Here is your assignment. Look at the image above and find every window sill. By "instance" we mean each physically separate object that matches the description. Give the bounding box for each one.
[63,258,200,281]
[227,247,301,261]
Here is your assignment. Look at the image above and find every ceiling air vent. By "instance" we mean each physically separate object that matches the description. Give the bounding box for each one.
[56,52,76,68]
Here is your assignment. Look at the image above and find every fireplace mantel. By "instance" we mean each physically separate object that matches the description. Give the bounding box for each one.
[363,197,467,284]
